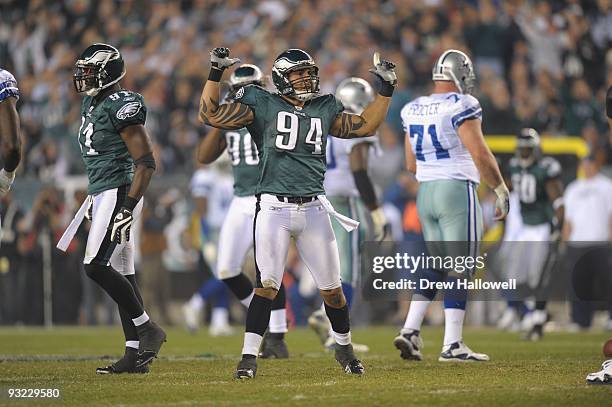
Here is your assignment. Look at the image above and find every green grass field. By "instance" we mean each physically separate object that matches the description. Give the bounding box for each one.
[0,326,610,406]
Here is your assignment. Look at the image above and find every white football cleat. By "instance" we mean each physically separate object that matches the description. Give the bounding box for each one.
[438,341,490,362]
[208,324,235,337]
[393,329,424,361]
[497,308,518,331]
[182,303,201,334]
[586,359,612,385]
[308,309,331,345]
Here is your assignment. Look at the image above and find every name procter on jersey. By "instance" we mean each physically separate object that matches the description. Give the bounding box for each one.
[79,90,146,195]
[235,85,344,196]
[0,69,19,102]
[224,127,261,197]
[401,92,482,183]
[508,156,561,226]
[324,135,377,197]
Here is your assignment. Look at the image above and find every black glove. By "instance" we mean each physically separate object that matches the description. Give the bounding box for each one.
[110,207,133,244]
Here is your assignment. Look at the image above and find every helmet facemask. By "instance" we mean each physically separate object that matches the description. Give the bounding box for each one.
[272,49,320,102]
[73,44,125,96]
[516,128,541,168]
[285,66,320,102]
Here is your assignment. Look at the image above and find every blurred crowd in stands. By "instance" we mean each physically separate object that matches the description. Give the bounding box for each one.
[0,0,611,326]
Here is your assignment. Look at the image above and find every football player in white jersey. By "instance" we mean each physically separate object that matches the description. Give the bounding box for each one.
[0,69,22,197]
[394,50,509,362]
[308,77,389,351]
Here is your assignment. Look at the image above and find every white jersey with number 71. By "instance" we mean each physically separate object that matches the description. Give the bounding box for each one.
[401,92,482,184]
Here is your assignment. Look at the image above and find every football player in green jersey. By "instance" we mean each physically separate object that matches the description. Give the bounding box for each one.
[61,43,166,373]
[188,64,290,358]
[198,47,396,379]
[507,128,565,341]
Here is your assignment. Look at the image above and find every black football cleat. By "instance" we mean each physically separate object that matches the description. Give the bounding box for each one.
[334,343,365,375]
[96,348,149,374]
[135,321,167,368]
[234,357,257,380]
[259,332,289,359]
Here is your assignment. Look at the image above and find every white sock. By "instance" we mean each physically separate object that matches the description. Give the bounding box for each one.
[125,340,139,350]
[332,330,351,345]
[402,296,431,333]
[269,309,288,333]
[443,308,465,346]
[210,307,229,328]
[242,332,263,356]
[132,311,149,327]
[189,293,204,311]
[240,291,254,308]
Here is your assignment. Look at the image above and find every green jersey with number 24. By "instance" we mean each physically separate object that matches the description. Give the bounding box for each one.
[508,156,561,225]
[78,90,147,195]
[235,85,344,197]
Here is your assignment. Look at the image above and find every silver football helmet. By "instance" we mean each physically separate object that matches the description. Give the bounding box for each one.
[335,77,375,114]
[226,64,264,100]
[432,49,476,94]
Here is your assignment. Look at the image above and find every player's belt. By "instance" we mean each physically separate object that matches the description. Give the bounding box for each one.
[276,195,317,204]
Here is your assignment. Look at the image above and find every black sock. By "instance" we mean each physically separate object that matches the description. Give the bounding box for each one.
[245,294,272,336]
[271,283,285,310]
[118,275,144,342]
[324,303,350,334]
[84,263,144,318]
[222,273,253,300]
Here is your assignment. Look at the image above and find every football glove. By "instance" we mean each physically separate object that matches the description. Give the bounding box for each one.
[369,52,397,86]
[210,47,240,70]
[493,183,510,221]
[0,169,15,194]
[371,207,392,242]
[110,207,133,244]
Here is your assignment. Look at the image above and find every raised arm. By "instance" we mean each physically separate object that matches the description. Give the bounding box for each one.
[457,119,509,220]
[330,52,396,139]
[197,47,253,130]
[197,127,227,164]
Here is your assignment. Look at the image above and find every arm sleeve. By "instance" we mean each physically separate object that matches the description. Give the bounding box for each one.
[450,94,482,130]
[109,92,147,131]
[0,70,19,102]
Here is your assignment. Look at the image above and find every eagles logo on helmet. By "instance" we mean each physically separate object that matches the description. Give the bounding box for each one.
[73,43,126,96]
[516,128,541,168]
[226,64,264,100]
[272,49,320,102]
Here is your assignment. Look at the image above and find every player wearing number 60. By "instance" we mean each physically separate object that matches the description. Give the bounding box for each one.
[198,47,397,379]
[59,43,166,374]
[395,49,509,363]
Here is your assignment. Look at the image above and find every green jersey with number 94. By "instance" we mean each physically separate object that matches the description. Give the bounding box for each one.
[235,85,344,196]
[78,90,147,195]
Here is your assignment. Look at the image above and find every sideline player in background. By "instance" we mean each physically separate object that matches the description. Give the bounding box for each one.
[198,47,396,378]
[585,85,612,385]
[58,43,166,374]
[396,49,509,362]
[308,77,390,352]
[507,128,564,341]
[187,64,290,357]
[0,68,22,198]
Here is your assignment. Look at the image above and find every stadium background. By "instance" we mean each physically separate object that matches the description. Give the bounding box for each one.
[0,0,610,331]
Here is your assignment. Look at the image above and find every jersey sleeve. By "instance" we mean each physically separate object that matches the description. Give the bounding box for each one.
[233,85,266,115]
[0,69,19,102]
[450,94,482,130]
[108,92,147,131]
[331,95,345,117]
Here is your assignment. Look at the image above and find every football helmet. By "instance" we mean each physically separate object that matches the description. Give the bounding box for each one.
[272,49,319,102]
[73,43,125,96]
[335,77,375,114]
[226,64,264,100]
[516,128,541,168]
[432,49,476,94]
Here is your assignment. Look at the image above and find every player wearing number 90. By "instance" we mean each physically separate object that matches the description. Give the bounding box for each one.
[198,47,397,379]
[396,49,509,362]
[64,43,166,374]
